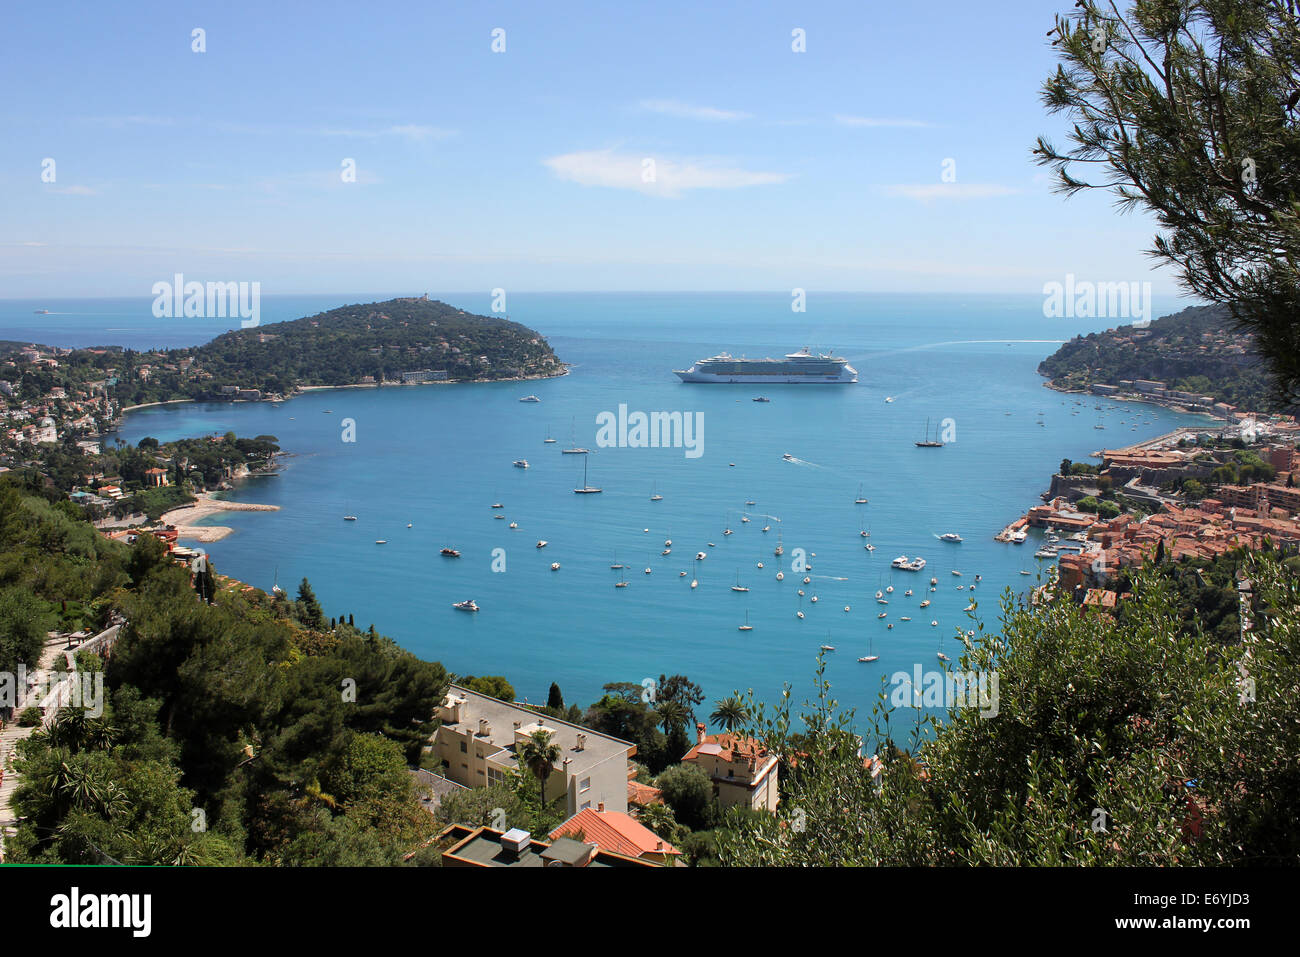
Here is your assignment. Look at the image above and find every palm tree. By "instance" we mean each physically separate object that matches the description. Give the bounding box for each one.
[636,802,684,846]
[710,696,752,733]
[653,699,690,737]
[519,729,561,806]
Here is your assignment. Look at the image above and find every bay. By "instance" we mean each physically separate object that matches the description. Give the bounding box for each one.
[14,291,1212,733]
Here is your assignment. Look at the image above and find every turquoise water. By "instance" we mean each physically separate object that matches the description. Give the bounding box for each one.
[6,292,1211,731]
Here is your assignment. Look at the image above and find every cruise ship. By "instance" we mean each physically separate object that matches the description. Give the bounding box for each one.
[674,348,857,384]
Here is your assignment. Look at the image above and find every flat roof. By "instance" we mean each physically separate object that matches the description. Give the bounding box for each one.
[443,685,634,773]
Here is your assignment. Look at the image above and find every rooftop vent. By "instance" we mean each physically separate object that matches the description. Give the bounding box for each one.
[575,733,586,751]
[500,828,530,855]
[479,719,491,737]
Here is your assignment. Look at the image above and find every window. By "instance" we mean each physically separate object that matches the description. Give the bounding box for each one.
[579,777,591,793]
[487,768,504,786]
[460,741,467,753]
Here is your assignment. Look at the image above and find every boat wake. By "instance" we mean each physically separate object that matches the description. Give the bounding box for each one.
[781,454,825,468]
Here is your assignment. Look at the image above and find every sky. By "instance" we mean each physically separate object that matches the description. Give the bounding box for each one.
[1,0,1197,299]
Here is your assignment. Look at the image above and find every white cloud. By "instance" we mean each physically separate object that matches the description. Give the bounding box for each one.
[640,99,752,121]
[834,114,930,128]
[544,149,789,198]
[317,124,456,141]
[882,183,1019,201]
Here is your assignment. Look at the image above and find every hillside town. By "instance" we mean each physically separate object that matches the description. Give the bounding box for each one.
[999,414,1300,609]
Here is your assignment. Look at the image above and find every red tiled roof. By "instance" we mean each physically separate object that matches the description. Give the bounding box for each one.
[627,780,663,807]
[682,732,769,765]
[549,808,680,858]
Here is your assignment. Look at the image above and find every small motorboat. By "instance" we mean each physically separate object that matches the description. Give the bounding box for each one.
[551,562,561,571]
[513,459,529,468]
[452,599,479,612]
[491,503,504,509]
[776,571,784,581]
[509,522,518,529]
[344,515,357,521]
[375,540,387,544]
[536,541,548,549]
[782,453,795,461]
[858,655,879,662]
[753,396,771,403]
[441,547,461,557]
[696,551,707,561]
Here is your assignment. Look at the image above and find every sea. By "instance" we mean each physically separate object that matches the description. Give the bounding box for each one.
[1,292,1213,737]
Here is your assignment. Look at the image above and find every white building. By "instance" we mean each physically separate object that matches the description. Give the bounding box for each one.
[432,685,635,816]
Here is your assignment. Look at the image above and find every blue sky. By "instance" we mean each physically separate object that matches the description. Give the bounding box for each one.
[1,0,1193,298]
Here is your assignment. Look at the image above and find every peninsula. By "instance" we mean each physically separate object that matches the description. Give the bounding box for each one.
[1037,303,1291,416]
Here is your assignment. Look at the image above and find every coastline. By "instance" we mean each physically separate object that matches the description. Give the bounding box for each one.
[158,490,279,543]
[118,397,197,414]
[293,367,570,394]
[115,367,571,423]
[1041,378,1222,422]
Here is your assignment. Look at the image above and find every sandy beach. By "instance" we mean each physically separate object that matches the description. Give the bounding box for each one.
[159,491,279,542]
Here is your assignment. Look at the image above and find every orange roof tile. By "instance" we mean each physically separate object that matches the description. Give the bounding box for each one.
[550,808,680,858]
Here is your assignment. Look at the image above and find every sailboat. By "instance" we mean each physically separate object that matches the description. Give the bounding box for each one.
[738,610,753,632]
[731,570,749,593]
[854,484,868,504]
[544,424,557,444]
[271,566,285,597]
[936,631,951,662]
[615,567,629,588]
[774,530,784,557]
[858,633,878,663]
[650,481,663,501]
[562,417,589,454]
[573,456,602,494]
[915,417,944,448]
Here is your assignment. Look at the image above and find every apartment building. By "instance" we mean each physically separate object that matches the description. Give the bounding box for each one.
[431,685,635,815]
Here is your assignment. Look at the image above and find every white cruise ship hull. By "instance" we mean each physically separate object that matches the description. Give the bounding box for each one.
[675,365,857,384]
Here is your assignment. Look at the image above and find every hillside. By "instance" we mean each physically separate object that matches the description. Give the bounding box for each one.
[189,297,566,393]
[1037,303,1286,413]
[0,298,566,410]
